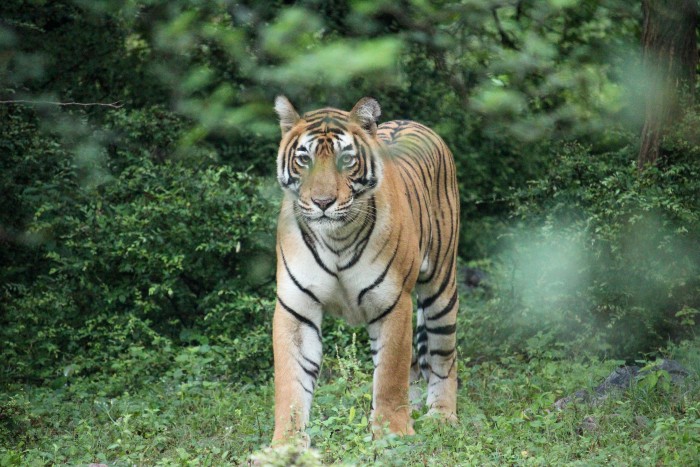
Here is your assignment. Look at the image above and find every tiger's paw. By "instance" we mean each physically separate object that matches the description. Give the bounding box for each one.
[427,407,458,425]
[371,411,415,438]
[270,431,310,450]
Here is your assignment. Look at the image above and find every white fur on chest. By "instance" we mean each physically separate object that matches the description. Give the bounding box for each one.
[279,219,401,327]
[320,257,396,325]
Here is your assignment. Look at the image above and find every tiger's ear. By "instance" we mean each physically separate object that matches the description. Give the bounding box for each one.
[349,97,381,136]
[274,95,301,135]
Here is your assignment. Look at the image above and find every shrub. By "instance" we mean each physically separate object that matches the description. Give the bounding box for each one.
[461,114,700,358]
[1,153,277,385]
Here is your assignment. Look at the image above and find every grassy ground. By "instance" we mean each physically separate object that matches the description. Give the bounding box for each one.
[2,337,698,466]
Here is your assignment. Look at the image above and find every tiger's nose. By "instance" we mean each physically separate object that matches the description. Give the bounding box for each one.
[312,196,336,211]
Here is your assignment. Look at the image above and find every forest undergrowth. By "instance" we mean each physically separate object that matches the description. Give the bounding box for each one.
[2,303,698,466]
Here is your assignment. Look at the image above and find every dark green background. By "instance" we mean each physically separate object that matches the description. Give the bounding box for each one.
[1,0,698,391]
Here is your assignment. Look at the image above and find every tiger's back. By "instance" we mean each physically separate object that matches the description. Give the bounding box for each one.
[378,120,459,282]
[271,97,460,446]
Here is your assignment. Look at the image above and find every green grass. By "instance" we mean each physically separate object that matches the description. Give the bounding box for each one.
[2,338,698,466]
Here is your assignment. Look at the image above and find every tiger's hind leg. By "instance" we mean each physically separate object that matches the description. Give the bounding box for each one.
[415,264,459,423]
[409,309,429,411]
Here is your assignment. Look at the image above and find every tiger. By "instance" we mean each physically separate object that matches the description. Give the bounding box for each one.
[272,96,460,446]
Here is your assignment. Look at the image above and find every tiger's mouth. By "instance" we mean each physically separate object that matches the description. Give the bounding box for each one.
[302,210,348,223]
[296,202,352,224]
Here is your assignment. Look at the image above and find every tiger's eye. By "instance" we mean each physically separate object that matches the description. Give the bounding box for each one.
[296,154,311,166]
[339,153,356,168]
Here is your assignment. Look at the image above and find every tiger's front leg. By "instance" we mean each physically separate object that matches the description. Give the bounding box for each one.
[366,291,415,436]
[271,295,323,447]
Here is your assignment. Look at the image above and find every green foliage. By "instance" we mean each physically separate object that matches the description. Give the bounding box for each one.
[251,444,324,467]
[0,396,31,450]
[2,0,645,257]
[3,345,697,465]
[462,112,700,358]
[1,2,699,462]
[1,0,167,105]
[1,132,277,383]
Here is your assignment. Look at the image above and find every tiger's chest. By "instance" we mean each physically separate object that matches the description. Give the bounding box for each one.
[316,249,398,325]
[287,221,407,326]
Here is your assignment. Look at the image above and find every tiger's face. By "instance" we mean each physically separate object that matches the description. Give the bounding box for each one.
[275,96,382,227]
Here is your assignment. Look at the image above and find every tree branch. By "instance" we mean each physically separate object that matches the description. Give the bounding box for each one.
[0,99,123,108]
[492,8,519,51]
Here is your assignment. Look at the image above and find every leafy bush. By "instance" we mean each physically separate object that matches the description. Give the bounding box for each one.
[461,115,700,358]
[1,148,277,385]
[0,107,68,285]
[1,0,695,400]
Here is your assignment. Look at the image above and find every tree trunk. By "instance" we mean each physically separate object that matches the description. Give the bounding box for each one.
[637,0,698,171]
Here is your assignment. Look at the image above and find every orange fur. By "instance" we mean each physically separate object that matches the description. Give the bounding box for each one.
[272,96,459,445]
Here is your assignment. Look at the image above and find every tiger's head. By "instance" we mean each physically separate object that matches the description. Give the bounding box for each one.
[274,96,383,227]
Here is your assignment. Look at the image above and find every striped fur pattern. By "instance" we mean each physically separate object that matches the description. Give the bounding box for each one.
[272,96,459,445]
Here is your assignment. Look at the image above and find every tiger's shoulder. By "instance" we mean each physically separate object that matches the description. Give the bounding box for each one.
[377,120,439,146]
[377,119,452,169]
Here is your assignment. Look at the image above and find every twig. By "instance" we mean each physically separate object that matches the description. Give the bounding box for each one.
[491,8,519,51]
[0,99,123,108]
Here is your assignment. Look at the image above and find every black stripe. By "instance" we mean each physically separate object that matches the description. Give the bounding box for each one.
[302,355,320,371]
[297,378,314,395]
[357,232,402,305]
[417,220,442,284]
[429,348,455,357]
[300,228,337,278]
[321,237,344,255]
[367,292,401,326]
[369,234,392,263]
[396,169,425,250]
[397,146,429,186]
[338,196,376,271]
[430,357,457,380]
[426,289,458,321]
[327,221,362,243]
[367,259,414,326]
[425,323,456,335]
[418,254,455,308]
[334,208,373,255]
[280,246,321,304]
[305,120,325,131]
[296,357,319,380]
[277,295,321,339]
[281,135,299,187]
[304,118,348,132]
